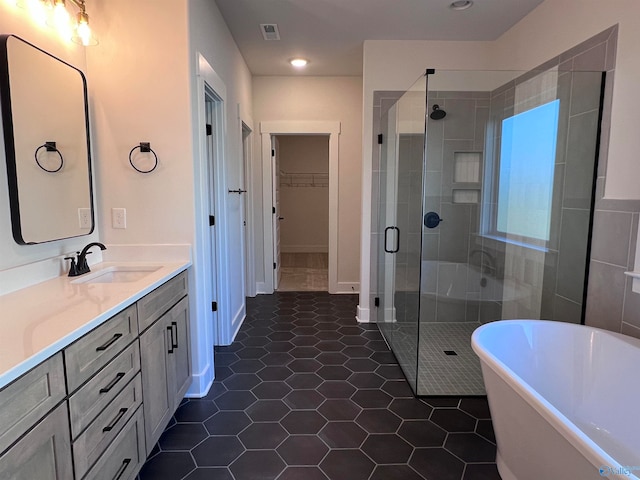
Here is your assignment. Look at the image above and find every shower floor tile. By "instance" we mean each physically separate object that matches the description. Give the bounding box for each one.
[137,292,500,480]
[379,322,485,396]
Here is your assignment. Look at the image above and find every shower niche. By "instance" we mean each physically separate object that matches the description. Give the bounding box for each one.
[373,65,607,396]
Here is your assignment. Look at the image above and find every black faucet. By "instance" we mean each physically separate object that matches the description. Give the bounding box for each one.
[68,242,107,277]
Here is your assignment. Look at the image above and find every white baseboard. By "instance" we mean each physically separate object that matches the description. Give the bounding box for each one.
[281,245,329,253]
[229,304,245,344]
[356,305,370,322]
[256,282,271,295]
[185,362,214,398]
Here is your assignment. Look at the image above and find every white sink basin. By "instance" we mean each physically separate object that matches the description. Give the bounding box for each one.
[71,266,161,284]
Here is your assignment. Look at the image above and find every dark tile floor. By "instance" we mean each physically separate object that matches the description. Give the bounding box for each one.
[138,292,501,480]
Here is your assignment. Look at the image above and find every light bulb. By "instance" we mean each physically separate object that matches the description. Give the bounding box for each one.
[50,0,72,39]
[72,10,98,46]
[27,0,47,25]
[77,20,90,45]
[52,0,69,27]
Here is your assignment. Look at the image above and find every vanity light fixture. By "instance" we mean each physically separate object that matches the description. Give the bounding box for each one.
[449,0,473,10]
[290,58,308,68]
[18,0,98,46]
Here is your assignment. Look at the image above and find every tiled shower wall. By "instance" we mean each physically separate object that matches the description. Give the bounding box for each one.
[421,92,489,323]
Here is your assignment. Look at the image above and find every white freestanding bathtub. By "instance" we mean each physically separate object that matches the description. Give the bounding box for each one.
[472,320,640,480]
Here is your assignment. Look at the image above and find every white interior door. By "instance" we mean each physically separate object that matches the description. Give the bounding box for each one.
[272,136,282,289]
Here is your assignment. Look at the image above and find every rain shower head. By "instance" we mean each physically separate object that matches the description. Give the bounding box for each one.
[430,104,446,120]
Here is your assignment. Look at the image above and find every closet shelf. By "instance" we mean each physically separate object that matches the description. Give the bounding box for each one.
[280,171,329,187]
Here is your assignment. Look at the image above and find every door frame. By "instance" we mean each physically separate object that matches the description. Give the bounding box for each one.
[241,121,256,298]
[190,53,229,395]
[260,121,340,294]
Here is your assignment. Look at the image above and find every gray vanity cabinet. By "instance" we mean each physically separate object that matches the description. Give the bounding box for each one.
[0,402,73,480]
[139,273,190,450]
[0,270,190,480]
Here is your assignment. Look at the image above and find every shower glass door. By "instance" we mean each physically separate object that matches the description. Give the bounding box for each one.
[375,68,605,397]
[376,74,427,393]
[416,68,605,395]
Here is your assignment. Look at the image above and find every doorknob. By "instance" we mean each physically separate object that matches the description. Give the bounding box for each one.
[278,217,285,220]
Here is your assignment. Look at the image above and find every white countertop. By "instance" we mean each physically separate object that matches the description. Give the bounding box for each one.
[0,259,191,388]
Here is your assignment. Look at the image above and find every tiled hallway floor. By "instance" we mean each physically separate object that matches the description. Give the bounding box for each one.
[138,292,501,480]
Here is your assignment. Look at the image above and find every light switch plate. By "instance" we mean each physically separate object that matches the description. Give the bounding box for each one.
[112,208,127,229]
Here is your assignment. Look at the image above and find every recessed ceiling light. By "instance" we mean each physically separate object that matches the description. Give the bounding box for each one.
[290,58,309,68]
[450,1,473,10]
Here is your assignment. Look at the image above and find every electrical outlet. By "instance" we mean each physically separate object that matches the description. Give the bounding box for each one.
[78,208,92,229]
[112,208,127,229]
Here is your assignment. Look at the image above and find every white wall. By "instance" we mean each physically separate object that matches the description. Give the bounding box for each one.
[87,1,193,246]
[278,135,329,252]
[252,76,363,290]
[0,3,100,277]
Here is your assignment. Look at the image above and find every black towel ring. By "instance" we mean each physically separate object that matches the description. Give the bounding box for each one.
[129,142,158,173]
[35,142,64,173]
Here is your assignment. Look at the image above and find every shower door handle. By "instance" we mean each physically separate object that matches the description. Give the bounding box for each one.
[384,226,400,253]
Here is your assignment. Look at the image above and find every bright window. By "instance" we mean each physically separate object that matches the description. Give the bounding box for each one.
[496,99,560,241]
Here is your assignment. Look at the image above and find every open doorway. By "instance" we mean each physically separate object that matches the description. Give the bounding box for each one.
[275,135,330,291]
[260,120,340,294]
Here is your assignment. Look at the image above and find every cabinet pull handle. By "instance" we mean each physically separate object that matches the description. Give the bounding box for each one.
[96,333,123,352]
[167,326,175,354]
[113,458,131,480]
[99,372,126,394]
[171,321,178,349]
[103,407,128,433]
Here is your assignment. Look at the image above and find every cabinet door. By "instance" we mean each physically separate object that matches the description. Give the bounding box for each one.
[0,402,73,480]
[168,296,191,406]
[139,315,173,451]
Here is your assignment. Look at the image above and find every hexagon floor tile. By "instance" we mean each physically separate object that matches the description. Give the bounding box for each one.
[138,292,501,480]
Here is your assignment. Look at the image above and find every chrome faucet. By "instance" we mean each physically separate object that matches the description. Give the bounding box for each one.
[67,242,107,277]
[470,249,496,276]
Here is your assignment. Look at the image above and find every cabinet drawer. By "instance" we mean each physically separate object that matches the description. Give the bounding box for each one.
[137,270,187,332]
[83,405,146,480]
[0,402,73,480]
[65,304,138,393]
[69,341,141,439]
[73,373,143,479]
[0,352,65,454]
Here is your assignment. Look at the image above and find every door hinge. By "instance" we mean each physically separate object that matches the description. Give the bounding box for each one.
[271,149,275,157]
[206,124,212,136]
[209,215,215,226]
[272,207,276,214]
[374,297,380,307]
[273,262,276,270]
[211,301,218,312]
[377,134,383,145]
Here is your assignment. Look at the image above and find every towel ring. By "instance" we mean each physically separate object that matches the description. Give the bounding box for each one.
[129,142,158,173]
[35,142,64,173]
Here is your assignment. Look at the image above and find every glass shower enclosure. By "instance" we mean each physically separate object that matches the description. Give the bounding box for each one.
[375,68,605,396]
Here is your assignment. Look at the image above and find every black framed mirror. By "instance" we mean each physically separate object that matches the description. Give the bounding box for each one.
[0,34,93,245]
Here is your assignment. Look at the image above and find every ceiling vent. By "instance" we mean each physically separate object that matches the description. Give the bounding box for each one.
[260,24,281,41]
